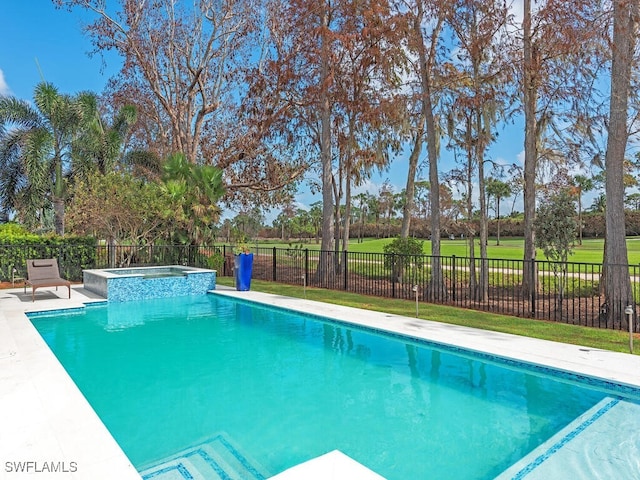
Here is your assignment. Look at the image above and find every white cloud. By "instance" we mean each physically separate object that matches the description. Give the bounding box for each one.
[509,0,525,27]
[353,179,388,196]
[0,69,10,96]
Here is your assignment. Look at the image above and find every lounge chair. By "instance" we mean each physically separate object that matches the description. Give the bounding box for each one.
[25,258,71,302]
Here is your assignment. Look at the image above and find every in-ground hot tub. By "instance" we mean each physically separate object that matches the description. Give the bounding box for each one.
[83,265,216,302]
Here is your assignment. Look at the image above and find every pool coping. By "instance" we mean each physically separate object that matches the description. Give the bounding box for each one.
[1,285,640,479]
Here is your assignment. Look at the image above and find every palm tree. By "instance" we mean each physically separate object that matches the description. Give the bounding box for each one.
[162,153,225,244]
[378,184,395,237]
[571,174,594,245]
[0,83,95,234]
[589,194,606,213]
[309,202,323,243]
[72,103,138,178]
[625,192,640,211]
[486,178,512,246]
[353,192,369,243]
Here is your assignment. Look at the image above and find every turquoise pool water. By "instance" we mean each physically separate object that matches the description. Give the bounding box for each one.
[31,295,612,479]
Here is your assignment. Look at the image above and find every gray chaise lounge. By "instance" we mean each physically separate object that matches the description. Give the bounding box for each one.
[25,258,71,302]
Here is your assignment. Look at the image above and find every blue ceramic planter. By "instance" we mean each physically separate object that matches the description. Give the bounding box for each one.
[234,253,253,291]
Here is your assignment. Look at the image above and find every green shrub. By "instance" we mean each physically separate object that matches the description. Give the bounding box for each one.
[0,223,39,242]
[0,226,95,282]
[383,237,425,282]
[207,250,225,271]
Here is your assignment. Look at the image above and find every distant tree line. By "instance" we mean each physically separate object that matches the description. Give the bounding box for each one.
[261,209,640,243]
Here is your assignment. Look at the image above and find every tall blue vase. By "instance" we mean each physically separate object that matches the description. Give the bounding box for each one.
[235,253,254,291]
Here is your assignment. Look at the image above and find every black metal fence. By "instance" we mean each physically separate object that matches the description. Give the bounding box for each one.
[245,246,639,331]
[2,243,638,332]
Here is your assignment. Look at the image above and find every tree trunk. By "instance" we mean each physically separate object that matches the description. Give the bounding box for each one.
[414,8,445,300]
[53,154,65,236]
[604,0,635,328]
[107,236,116,268]
[401,124,423,239]
[343,120,355,252]
[578,190,583,246]
[333,176,342,273]
[426,51,444,300]
[52,197,65,236]
[343,179,352,252]
[465,130,478,300]
[496,198,501,246]
[477,109,489,303]
[317,3,335,286]
[522,0,538,302]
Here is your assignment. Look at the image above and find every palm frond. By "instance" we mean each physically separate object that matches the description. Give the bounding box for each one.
[0,96,42,131]
[23,128,53,191]
[122,150,162,177]
[33,82,60,121]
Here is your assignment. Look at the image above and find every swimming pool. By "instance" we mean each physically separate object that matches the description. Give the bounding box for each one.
[29,294,633,479]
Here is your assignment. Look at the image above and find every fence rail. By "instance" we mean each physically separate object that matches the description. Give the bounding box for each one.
[2,243,638,332]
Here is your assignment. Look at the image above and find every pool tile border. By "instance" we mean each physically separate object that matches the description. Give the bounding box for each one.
[26,306,87,318]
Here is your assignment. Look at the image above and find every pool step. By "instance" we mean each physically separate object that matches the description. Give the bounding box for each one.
[139,433,269,480]
[495,397,640,479]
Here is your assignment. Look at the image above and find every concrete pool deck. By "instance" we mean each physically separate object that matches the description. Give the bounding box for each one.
[0,286,140,479]
[1,285,639,479]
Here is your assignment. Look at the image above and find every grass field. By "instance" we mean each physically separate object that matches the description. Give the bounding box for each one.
[217,277,639,355]
[254,237,640,265]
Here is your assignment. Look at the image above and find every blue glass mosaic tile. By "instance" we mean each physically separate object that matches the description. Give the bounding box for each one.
[26,307,86,318]
[83,267,216,302]
[139,433,268,480]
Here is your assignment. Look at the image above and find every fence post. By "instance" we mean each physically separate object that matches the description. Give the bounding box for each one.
[391,253,396,298]
[452,255,456,301]
[305,249,309,287]
[343,250,348,290]
[108,241,114,268]
[272,247,277,281]
[530,259,536,317]
[223,245,228,276]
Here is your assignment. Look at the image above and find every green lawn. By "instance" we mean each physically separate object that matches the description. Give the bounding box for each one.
[217,277,639,356]
[254,237,640,264]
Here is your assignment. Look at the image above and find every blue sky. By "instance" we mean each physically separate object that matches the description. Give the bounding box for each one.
[1,1,527,222]
[0,1,118,101]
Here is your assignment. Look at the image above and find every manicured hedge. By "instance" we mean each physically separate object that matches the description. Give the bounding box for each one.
[0,224,95,282]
